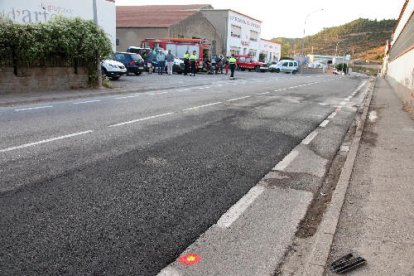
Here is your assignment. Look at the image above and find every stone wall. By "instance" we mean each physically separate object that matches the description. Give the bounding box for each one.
[0,67,89,94]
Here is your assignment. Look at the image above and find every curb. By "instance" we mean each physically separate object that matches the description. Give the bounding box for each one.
[303,77,376,275]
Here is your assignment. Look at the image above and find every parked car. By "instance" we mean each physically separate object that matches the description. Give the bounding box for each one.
[113,52,145,75]
[101,59,127,80]
[235,55,268,72]
[150,55,185,74]
[269,60,299,74]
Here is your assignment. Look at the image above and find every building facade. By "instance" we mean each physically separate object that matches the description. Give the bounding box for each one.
[0,0,116,51]
[259,39,281,63]
[382,0,414,109]
[116,5,223,55]
[202,9,262,59]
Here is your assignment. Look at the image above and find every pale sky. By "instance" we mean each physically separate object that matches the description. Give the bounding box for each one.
[115,0,405,39]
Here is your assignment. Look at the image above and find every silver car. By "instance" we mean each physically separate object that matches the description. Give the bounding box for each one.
[269,60,299,74]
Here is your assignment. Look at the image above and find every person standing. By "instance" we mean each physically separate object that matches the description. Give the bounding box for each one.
[183,50,190,76]
[229,54,237,79]
[166,50,175,75]
[145,50,153,74]
[156,50,166,75]
[190,50,197,76]
[223,56,229,75]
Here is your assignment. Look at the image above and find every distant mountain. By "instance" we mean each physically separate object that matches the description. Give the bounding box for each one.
[272,18,396,62]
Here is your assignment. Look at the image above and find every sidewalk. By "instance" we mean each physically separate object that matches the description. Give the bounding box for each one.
[326,78,414,275]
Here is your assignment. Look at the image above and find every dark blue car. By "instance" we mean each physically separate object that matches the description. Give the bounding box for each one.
[113,52,145,75]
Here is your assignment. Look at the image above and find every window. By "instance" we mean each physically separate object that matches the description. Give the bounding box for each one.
[288,62,293,67]
[230,46,241,56]
[245,58,252,62]
[282,62,288,66]
[239,57,246,62]
[231,25,241,38]
[250,30,258,41]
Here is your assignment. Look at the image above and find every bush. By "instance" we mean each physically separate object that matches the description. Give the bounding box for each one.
[335,63,348,72]
[0,16,112,86]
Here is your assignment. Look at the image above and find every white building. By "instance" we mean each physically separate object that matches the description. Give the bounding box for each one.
[0,0,116,51]
[382,0,414,109]
[259,39,281,63]
[202,9,262,59]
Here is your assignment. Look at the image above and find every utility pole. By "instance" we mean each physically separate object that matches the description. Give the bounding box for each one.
[93,0,103,88]
[301,8,324,59]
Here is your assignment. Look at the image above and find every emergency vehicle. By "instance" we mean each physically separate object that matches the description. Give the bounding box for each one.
[235,55,268,72]
[141,38,210,70]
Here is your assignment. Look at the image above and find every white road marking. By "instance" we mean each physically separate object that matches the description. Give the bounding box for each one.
[116,95,140,100]
[15,106,53,112]
[302,131,319,145]
[227,96,251,102]
[340,101,346,106]
[0,130,93,153]
[182,102,222,112]
[150,91,169,95]
[217,185,265,228]
[73,100,101,105]
[108,112,174,127]
[273,150,299,171]
[257,91,270,95]
[320,120,330,128]
[328,111,337,119]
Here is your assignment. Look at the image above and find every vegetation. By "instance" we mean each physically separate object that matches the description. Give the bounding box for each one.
[0,16,112,85]
[272,18,396,62]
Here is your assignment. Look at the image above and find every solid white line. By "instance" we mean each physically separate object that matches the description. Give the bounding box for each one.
[302,131,319,145]
[0,130,93,153]
[73,100,101,105]
[320,120,330,128]
[328,111,337,119]
[217,185,265,228]
[182,102,222,112]
[227,96,251,102]
[258,91,270,95]
[340,101,346,106]
[116,95,139,100]
[15,106,53,112]
[108,112,174,127]
[273,150,299,171]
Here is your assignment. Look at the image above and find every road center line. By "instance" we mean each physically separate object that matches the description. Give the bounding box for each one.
[217,185,265,228]
[258,91,270,95]
[73,100,101,105]
[182,102,222,112]
[108,112,174,127]
[320,120,330,128]
[0,130,93,153]
[15,106,53,112]
[302,131,319,145]
[273,150,299,171]
[227,96,251,102]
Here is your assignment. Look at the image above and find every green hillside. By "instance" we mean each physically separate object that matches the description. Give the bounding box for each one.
[272,18,396,62]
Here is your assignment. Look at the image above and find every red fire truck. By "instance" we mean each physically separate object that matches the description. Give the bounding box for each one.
[235,54,268,72]
[141,38,210,70]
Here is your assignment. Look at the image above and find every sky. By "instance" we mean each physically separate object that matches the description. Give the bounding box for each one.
[115,0,405,39]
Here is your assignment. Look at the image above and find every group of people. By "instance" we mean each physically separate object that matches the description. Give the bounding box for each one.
[142,49,237,79]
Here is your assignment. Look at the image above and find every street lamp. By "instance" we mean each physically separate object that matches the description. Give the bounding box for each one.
[301,8,324,58]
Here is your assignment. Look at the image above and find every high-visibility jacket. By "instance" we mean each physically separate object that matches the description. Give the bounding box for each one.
[184,53,190,59]
[190,54,197,61]
[229,57,237,64]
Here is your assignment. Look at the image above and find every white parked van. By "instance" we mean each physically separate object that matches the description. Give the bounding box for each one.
[269,60,299,74]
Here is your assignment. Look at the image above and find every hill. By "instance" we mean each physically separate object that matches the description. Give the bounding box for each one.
[272,18,396,62]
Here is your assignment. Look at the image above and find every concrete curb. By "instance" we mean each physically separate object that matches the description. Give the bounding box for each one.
[303,77,376,275]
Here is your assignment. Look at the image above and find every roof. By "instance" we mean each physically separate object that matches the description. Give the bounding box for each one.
[116,4,213,28]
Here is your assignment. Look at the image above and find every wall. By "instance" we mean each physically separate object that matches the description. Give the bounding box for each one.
[201,10,229,55]
[260,40,281,63]
[116,27,168,51]
[0,0,116,51]
[385,0,414,109]
[386,48,414,108]
[169,12,224,56]
[0,67,89,94]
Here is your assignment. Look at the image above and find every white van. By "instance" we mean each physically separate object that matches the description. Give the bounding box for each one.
[269,60,299,74]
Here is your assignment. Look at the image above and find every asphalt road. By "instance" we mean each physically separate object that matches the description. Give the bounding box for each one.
[0,72,365,275]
